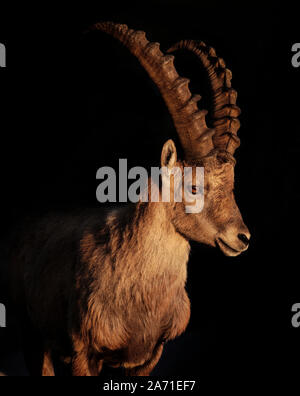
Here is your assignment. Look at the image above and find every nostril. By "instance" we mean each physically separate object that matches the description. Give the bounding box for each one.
[238,233,250,246]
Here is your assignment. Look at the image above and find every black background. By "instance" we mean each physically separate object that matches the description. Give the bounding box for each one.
[0,0,299,388]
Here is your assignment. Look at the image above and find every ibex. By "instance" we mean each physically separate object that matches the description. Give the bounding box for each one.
[9,22,250,376]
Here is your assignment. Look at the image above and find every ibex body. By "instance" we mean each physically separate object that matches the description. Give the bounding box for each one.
[11,199,190,375]
[10,22,250,376]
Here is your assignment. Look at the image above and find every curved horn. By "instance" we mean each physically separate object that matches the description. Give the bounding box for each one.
[87,22,214,160]
[168,40,241,157]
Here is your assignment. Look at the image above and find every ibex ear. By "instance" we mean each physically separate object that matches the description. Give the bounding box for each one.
[161,139,177,169]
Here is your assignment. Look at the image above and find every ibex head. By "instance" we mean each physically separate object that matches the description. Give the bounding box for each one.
[161,140,249,256]
[90,23,250,256]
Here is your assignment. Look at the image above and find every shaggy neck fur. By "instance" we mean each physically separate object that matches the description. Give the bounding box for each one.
[105,200,190,286]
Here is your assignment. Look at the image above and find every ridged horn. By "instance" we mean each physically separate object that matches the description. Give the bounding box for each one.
[87,22,215,160]
[168,40,241,157]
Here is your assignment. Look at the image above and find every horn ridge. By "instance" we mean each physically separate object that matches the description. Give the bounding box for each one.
[87,22,214,159]
[167,39,241,156]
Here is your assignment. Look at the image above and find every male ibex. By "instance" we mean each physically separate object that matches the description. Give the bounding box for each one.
[10,22,250,376]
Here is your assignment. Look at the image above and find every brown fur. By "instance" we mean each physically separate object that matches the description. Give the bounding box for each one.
[9,144,250,376]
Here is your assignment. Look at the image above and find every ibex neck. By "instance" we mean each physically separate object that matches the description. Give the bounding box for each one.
[108,201,190,278]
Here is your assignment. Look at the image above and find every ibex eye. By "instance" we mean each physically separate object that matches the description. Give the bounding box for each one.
[191,185,198,194]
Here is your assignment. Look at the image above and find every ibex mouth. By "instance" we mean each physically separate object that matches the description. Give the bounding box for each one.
[216,238,242,257]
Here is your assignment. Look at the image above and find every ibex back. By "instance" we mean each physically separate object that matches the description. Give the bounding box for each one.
[10,22,250,376]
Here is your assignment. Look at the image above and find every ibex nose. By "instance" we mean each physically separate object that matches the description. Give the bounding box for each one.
[216,226,250,256]
[238,232,250,247]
